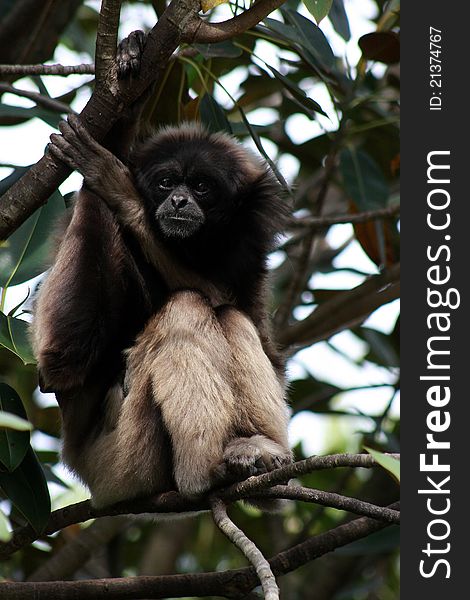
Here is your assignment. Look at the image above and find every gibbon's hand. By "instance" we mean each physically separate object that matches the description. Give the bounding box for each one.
[48,115,139,207]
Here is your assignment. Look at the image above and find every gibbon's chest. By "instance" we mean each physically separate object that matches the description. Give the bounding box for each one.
[153,244,235,309]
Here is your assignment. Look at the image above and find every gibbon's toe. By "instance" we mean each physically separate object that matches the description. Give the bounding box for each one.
[116,30,146,79]
[220,435,292,483]
[224,444,265,478]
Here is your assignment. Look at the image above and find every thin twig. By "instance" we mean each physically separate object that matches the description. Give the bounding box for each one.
[222,453,400,498]
[27,516,129,582]
[95,0,123,85]
[210,498,279,600]
[0,63,95,76]
[248,485,400,523]
[184,0,287,43]
[274,151,338,329]
[0,83,74,114]
[292,469,353,545]
[290,204,400,229]
[278,263,400,350]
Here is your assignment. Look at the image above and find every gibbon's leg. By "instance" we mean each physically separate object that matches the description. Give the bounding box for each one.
[68,379,175,508]
[216,306,292,478]
[125,290,238,498]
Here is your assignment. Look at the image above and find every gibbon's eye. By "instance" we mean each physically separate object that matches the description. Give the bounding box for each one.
[158,177,175,190]
[193,180,211,194]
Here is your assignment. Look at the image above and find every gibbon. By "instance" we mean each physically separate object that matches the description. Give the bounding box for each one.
[32,35,292,508]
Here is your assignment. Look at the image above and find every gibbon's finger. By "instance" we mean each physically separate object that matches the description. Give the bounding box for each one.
[67,114,118,166]
[58,119,83,153]
[49,132,75,157]
[47,141,77,170]
[49,133,78,159]
[67,114,101,152]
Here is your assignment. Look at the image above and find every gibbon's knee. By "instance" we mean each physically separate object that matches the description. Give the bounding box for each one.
[125,293,237,498]
[217,306,291,451]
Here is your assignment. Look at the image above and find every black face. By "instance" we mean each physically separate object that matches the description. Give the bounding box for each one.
[152,169,213,239]
[131,129,248,241]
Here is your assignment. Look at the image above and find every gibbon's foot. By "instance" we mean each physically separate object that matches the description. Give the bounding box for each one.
[48,114,132,194]
[117,30,146,79]
[213,435,292,484]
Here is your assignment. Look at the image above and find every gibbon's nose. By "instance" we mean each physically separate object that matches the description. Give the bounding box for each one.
[171,195,188,209]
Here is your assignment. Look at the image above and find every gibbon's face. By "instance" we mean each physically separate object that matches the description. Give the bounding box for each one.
[131,125,264,240]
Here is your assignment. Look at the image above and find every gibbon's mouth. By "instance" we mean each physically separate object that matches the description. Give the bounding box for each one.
[158,214,205,239]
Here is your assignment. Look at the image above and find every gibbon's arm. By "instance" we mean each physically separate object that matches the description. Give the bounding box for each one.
[49,115,155,255]
[48,116,226,302]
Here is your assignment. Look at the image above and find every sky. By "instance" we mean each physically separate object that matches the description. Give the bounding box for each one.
[0,0,399,470]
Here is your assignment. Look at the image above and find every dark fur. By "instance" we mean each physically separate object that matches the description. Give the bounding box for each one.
[130,126,288,372]
[33,36,292,506]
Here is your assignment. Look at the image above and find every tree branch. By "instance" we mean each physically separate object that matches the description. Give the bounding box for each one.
[184,0,287,43]
[94,0,123,86]
[290,204,400,230]
[0,492,206,561]
[0,63,95,76]
[211,498,279,600]
[0,0,201,241]
[27,516,129,582]
[221,453,400,497]
[278,263,400,350]
[0,453,399,560]
[0,1,82,77]
[0,504,398,599]
[0,83,75,114]
[248,485,400,524]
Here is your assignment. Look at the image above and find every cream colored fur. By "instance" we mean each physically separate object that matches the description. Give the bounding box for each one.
[63,291,290,507]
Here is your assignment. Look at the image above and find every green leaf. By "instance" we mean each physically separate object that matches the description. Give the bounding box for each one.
[365,447,400,483]
[359,32,400,65]
[0,447,51,534]
[199,93,232,134]
[262,18,297,43]
[0,103,62,128]
[238,112,289,190]
[0,187,65,287]
[268,67,328,117]
[303,0,333,24]
[0,411,32,431]
[289,377,341,412]
[282,9,335,71]
[0,165,30,196]
[358,327,400,368]
[194,41,242,59]
[329,0,351,41]
[0,507,12,542]
[0,311,36,365]
[340,147,389,210]
[0,384,31,472]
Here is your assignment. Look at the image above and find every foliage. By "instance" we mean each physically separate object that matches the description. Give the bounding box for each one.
[0,0,399,597]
